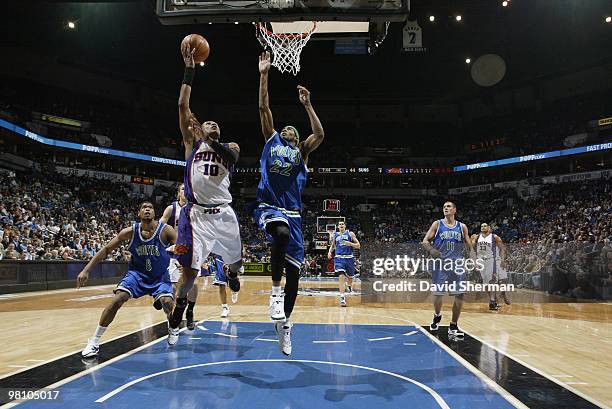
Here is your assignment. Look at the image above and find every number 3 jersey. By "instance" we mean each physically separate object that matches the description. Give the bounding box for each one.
[184,139,233,205]
[256,131,307,210]
[127,221,171,282]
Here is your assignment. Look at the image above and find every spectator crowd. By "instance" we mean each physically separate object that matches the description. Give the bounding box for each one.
[1,166,610,298]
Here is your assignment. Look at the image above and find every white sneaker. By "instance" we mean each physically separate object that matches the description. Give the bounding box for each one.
[221,305,230,318]
[275,321,292,356]
[448,326,465,340]
[340,296,347,307]
[167,324,180,346]
[269,294,286,321]
[231,291,238,304]
[81,339,99,358]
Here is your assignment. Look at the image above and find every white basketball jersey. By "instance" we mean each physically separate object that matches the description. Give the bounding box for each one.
[186,140,232,205]
[172,202,183,230]
[476,233,499,259]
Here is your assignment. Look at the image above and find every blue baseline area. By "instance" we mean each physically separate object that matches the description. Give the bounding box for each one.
[18,321,515,409]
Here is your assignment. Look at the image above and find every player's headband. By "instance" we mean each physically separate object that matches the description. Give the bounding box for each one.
[285,126,300,144]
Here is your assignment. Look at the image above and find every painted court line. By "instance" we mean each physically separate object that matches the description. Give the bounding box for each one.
[403,343,417,346]
[255,338,278,342]
[2,323,187,409]
[1,320,169,379]
[344,312,529,409]
[312,340,347,344]
[214,332,238,338]
[403,330,418,337]
[94,359,451,408]
[465,330,608,409]
[197,325,208,331]
[367,336,394,342]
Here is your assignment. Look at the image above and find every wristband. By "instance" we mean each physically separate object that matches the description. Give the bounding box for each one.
[182,67,195,86]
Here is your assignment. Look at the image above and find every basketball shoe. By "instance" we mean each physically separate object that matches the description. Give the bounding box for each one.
[269,294,286,321]
[275,320,292,356]
[81,340,99,358]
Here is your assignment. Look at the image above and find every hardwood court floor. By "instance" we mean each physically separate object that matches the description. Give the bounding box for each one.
[0,276,610,407]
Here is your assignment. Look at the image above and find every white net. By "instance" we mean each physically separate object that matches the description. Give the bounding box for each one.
[257,22,317,75]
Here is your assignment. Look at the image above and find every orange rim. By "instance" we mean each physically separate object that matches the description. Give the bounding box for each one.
[257,21,317,39]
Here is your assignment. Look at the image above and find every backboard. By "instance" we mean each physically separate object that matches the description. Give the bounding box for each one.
[156,0,409,25]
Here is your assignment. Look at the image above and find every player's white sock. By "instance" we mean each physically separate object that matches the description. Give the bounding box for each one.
[434,312,441,318]
[222,303,228,308]
[272,286,282,296]
[91,325,107,345]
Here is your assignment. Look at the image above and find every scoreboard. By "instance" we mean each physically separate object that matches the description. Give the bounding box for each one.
[323,199,340,212]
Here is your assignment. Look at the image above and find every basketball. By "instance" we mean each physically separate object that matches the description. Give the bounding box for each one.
[181,34,210,63]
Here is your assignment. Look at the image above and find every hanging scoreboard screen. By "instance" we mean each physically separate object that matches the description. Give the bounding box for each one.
[323,199,340,212]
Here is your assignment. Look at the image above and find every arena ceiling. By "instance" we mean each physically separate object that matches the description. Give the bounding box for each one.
[2,0,611,102]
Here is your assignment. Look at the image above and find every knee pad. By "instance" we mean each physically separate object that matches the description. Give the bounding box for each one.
[268,222,290,248]
[228,260,243,276]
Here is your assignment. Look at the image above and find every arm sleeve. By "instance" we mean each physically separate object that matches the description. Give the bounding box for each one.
[209,140,239,165]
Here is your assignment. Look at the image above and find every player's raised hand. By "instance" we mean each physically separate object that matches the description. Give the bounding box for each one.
[76,270,89,289]
[259,51,271,74]
[297,85,311,106]
[182,44,195,68]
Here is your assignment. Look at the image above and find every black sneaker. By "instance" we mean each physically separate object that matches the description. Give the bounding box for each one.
[346,285,352,294]
[448,323,464,340]
[186,309,195,330]
[224,265,241,293]
[430,314,442,331]
[489,300,499,311]
[153,298,163,310]
[169,297,187,329]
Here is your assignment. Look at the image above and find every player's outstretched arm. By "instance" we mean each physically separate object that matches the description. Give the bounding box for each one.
[297,85,324,162]
[258,51,275,141]
[422,221,441,258]
[76,227,132,288]
[159,205,173,224]
[179,45,197,159]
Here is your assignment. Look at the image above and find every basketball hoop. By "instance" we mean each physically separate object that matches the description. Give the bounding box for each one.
[256,21,317,75]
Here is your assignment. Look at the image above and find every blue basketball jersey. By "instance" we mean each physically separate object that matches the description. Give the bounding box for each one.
[334,230,354,257]
[207,253,224,274]
[128,222,170,281]
[433,219,464,259]
[256,131,307,210]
